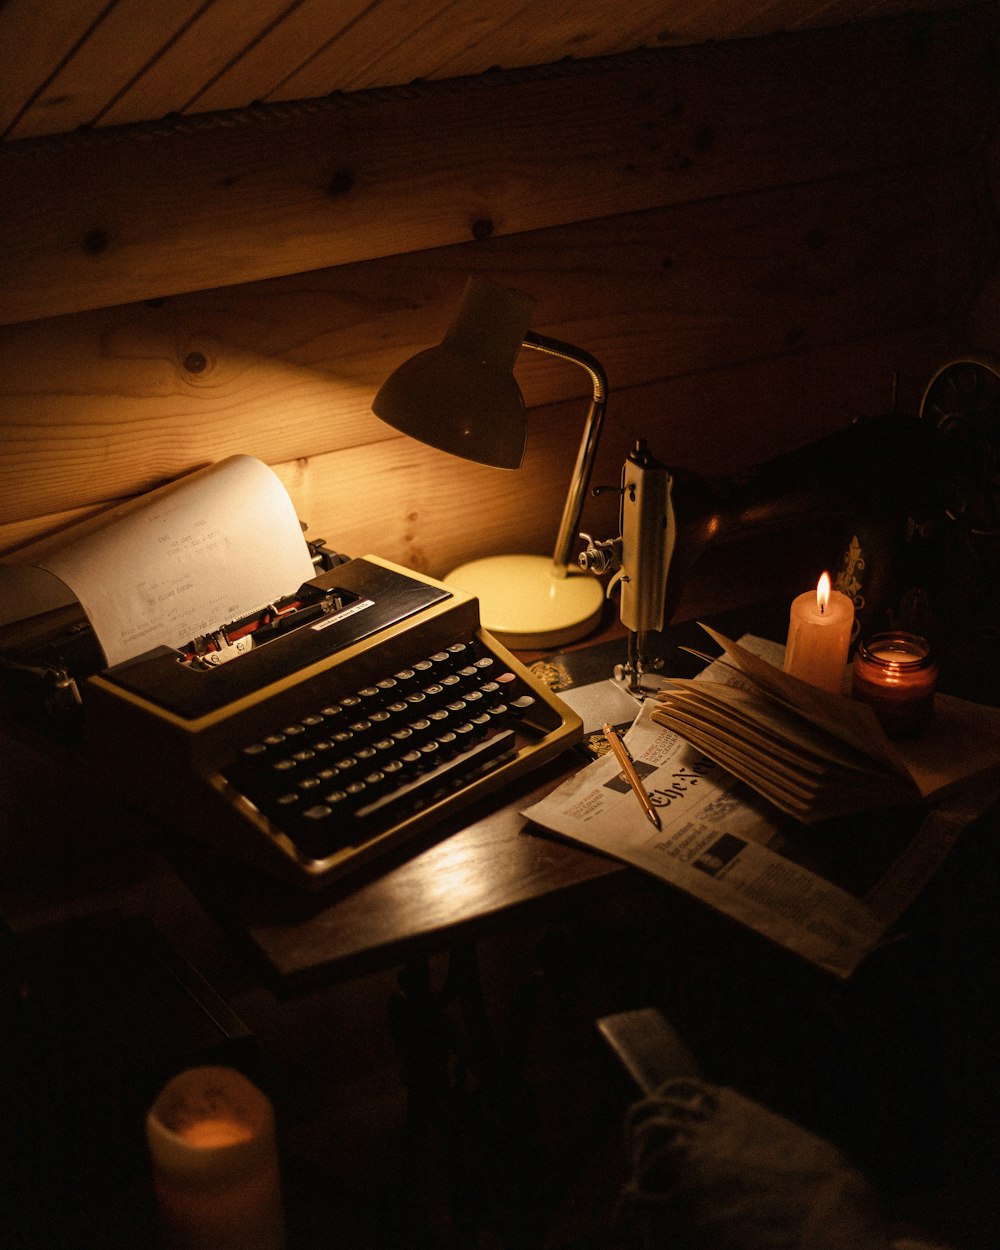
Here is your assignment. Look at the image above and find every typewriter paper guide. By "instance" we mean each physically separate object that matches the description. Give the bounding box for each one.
[0,456,316,668]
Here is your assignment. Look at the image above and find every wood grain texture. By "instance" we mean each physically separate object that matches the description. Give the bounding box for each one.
[0,324,959,573]
[4,0,209,141]
[264,323,960,582]
[94,0,300,132]
[0,0,111,136]
[0,0,980,140]
[0,148,990,538]
[1,8,994,325]
[0,8,995,592]
[179,752,629,989]
[189,0,379,116]
[268,411,633,579]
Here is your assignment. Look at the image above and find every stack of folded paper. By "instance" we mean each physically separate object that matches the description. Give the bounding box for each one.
[651,625,1000,823]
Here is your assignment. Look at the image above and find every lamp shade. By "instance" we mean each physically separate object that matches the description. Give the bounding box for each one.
[370,276,608,649]
[371,278,535,469]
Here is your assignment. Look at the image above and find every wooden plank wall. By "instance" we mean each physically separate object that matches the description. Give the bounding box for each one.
[1,6,998,621]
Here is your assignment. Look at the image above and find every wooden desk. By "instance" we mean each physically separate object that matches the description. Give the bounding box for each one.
[0,607,768,988]
[161,605,793,994]
[4,601,1000,1250]
[3,591,985,1000]
[167,751,626,992]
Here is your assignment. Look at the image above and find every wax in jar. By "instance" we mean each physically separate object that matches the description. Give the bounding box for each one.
[180,1118,254,1148]
[146,1066,285,1250]
[783,573,855,694]
[852,631,937,737]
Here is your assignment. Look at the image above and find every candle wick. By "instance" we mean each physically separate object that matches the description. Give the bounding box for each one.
[820,603,825,615]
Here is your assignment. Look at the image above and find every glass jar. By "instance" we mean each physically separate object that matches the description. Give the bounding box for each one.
[851,631,938,738]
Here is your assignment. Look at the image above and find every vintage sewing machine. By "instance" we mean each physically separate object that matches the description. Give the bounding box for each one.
[579,356,1000,699]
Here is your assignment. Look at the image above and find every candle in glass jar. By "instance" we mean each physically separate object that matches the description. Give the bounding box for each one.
[852,631,937,737]
[146,1066,285,1250]
[783,572,855,693]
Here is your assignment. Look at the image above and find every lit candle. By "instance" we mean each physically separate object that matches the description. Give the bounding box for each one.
[852,631,937,737]
[783,572,855,693]
[146,1066,285,1250]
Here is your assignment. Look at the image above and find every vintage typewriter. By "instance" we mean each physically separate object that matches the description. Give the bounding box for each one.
[1,553,582,889]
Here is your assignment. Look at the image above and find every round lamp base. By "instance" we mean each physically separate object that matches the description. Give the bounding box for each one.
[444,553,604,651]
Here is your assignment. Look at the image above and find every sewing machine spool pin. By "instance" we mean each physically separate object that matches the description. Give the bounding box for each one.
[581,440,674,697]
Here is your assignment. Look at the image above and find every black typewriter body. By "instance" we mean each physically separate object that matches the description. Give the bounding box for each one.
[72,556,582,888]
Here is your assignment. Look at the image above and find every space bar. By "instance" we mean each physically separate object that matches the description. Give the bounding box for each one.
[354,729,517,820]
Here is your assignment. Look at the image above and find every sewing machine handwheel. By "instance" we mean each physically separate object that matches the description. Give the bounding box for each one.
[919,355,1000,537]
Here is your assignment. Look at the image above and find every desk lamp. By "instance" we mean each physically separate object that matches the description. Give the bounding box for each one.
[372,277,607,649]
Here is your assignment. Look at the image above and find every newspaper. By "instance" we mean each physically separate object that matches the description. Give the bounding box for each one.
[523,652,998,978]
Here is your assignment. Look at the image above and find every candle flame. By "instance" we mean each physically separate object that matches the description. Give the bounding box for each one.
[816,572,831,614]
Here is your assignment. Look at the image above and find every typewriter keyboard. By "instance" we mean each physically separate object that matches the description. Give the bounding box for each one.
[222,637,540,864]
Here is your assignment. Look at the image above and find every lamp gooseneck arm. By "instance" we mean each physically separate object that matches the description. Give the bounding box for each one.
[522,330,608,575]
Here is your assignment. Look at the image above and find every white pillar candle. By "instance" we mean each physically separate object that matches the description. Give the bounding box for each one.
[783,572,854,694]
[146,1066,285,1250]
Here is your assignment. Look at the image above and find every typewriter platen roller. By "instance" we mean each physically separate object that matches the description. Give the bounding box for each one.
[82,555,583,889]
